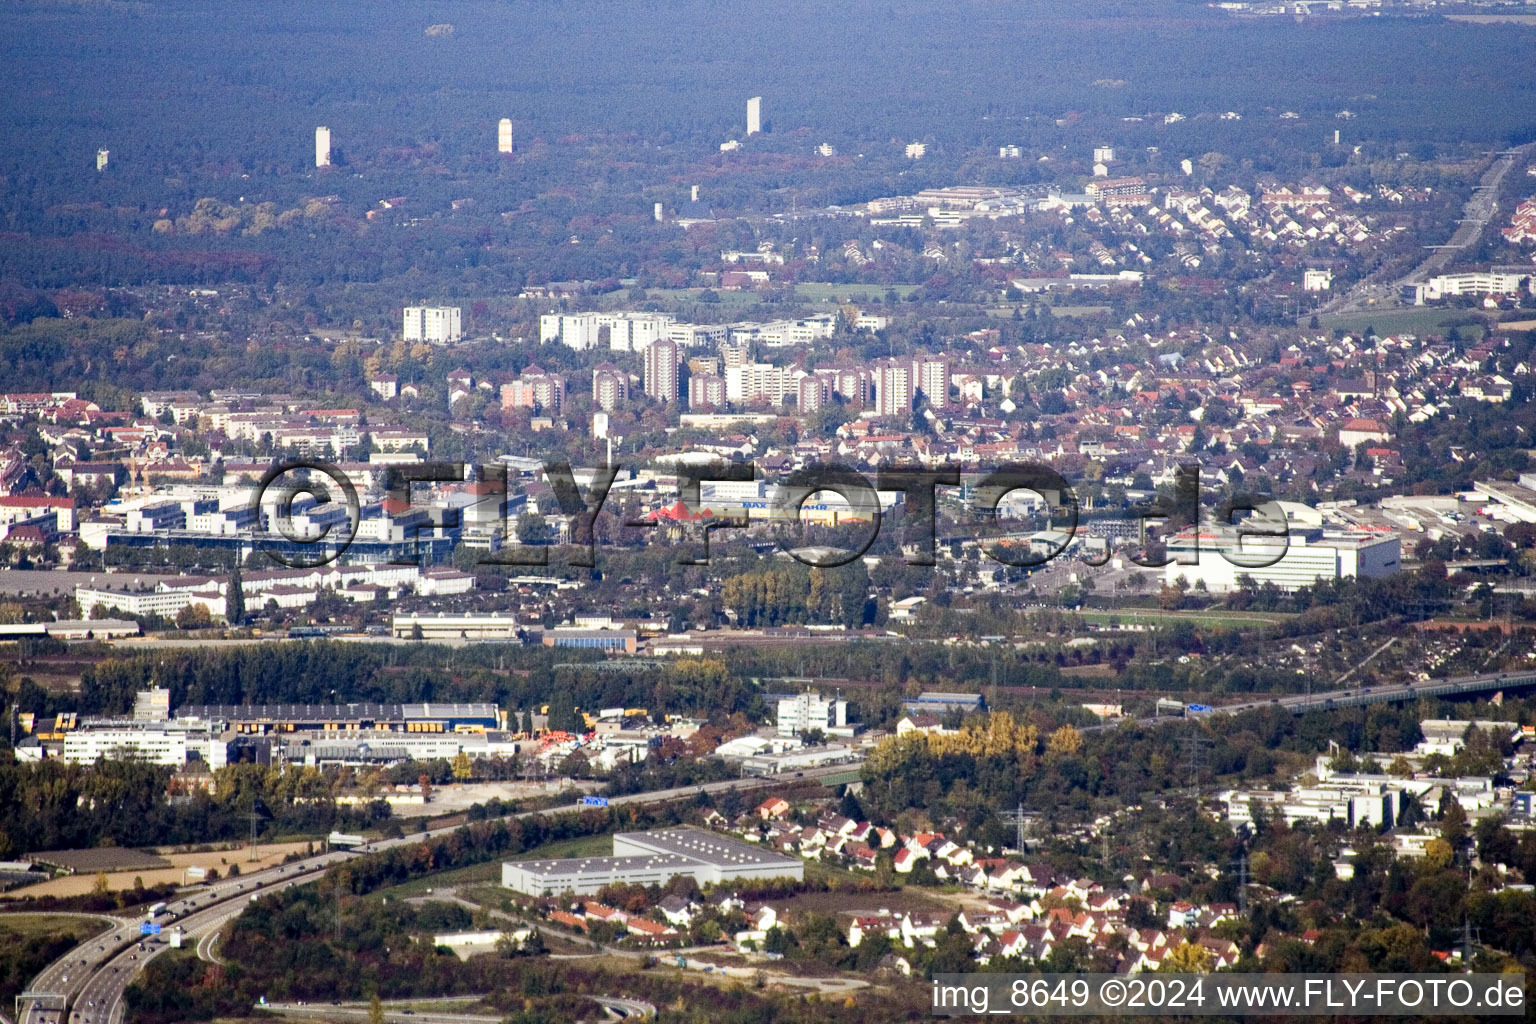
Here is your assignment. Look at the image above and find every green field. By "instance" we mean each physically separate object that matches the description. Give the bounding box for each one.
[510,833,616,861]
[1079,607,1295,629]
[1318,306,1487,341]
[637,287,764,308]
[793,283,920,303]
[0,914,111,1006]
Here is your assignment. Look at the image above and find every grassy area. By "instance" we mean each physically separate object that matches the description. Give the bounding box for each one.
[639,287,762,308]
[1079,607,1295,629]
[511,833,616,861]
[369,833,618,901]
[0,912,111,940]
[793,282,919,303]
[370,860,507,899]
[0,913,111,1006]
[1317,306,1487,341]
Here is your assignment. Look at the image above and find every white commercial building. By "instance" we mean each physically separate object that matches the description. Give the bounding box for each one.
[1406,271,1531,304]
[502,827,803,897]
[498,118,514,154]
[62,721,228,769]
[403,306,462,345]
[315,127,331,168]
[746,96,762,136]
[393,612,520,640]
[776,691,848,737]
[1163,528,1400,594]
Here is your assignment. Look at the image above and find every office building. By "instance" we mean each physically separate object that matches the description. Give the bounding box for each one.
[315,126,331,168]
[502,827,802,897]
[746,96,762,136]
[96,149,109,172]
[643,338,681,403]
[403,306,462,345]
[1404,271,1532,305]
[62,721,228,769]
[498,117,514,154]
[775,691,848,737]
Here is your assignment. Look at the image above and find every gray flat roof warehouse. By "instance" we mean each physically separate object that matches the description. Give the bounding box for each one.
[502,827,804,896]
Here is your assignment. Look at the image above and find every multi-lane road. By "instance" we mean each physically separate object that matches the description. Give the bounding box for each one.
[1087,665,1536,733]
[1321,143,1535,317]
[17,764,858,1024]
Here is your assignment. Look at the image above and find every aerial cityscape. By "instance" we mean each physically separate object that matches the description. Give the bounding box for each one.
[4,0,1536,1021]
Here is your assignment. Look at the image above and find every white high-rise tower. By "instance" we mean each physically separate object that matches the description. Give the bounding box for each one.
[746,96,762,136]
[96,149,109,172]
[315,126,332,168]
[498,118,514,154]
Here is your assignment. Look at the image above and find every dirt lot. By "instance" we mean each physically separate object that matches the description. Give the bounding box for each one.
[0,841,312,900]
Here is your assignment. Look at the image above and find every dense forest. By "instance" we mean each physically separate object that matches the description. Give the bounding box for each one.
[1,1,1535,292]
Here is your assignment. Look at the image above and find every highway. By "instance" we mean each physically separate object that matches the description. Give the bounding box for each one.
[262,994,656,1021]
[1087,665,1536,733]
[16,763,858,1024]
[1321,143,1535,317]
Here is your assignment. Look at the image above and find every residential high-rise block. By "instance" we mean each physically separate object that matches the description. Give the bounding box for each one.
[912,354,951,408]
[498,118,514,154]
[501,366,565,413]
[315,126,332,168]
[746,96,762,136]
[643,338,681,404]
[688,373,725,410]
[591,363,630,411]
[96,149,109,172]
[875,360,913,418]
[403,306,462,345]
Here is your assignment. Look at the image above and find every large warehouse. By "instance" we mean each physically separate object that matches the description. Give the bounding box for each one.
[172,702,502,734]
[501,827,804,896]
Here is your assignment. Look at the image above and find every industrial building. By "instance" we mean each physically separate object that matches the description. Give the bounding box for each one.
[775,691,848,737]
[501,827,803,897]
[171,701,502,734]
[392,611,521,641]
[902,691,986,715]
[540,628,638,653]
[1162,528,1400,594]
